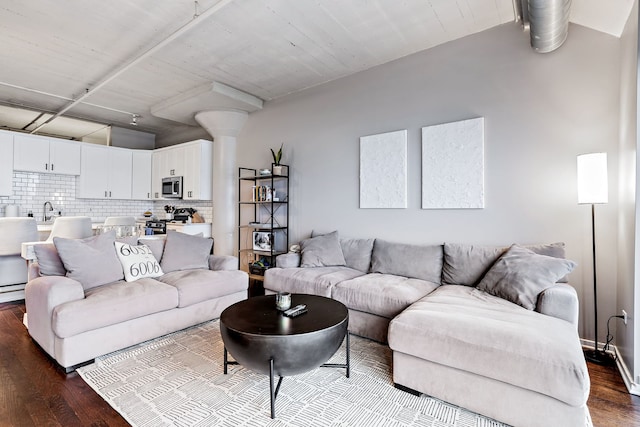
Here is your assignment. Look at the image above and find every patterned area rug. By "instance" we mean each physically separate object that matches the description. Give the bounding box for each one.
[77,320,509,427]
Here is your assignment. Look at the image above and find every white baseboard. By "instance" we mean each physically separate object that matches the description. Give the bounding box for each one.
[581,338,640,396]
[0,289,25,303]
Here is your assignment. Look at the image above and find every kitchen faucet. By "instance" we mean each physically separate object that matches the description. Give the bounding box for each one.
[43,201,54,221]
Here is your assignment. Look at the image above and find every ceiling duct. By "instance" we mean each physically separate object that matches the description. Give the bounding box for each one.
[522,0,572,53]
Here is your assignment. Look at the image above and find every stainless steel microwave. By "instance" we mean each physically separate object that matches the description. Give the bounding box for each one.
[162,176,183,198]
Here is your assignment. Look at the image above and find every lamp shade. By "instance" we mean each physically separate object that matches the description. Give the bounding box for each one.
[577,153,608,204]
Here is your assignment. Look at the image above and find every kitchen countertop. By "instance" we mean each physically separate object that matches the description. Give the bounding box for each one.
[36,221,105,232]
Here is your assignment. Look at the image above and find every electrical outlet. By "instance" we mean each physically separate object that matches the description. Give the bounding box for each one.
[622,310,628,325]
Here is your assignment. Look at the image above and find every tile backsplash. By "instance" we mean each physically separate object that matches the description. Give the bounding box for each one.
[0,172,213,223]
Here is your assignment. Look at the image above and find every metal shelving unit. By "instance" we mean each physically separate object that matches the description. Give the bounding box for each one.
[238,165,289,286]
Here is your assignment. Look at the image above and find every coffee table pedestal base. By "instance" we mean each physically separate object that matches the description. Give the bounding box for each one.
[224,333,350,419]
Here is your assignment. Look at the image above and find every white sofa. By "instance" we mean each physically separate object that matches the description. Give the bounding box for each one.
[264,231,589,427]
[26,230,248,371]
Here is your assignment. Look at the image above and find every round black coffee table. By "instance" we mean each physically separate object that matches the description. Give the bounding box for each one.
[220,294,350,418]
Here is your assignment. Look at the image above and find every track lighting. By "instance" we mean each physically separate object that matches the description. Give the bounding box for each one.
[130,114,139,126]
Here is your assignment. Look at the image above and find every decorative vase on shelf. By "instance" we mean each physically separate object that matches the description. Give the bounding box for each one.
[272,165,283,175]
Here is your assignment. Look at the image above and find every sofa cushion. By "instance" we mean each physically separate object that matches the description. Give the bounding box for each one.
[388,285,589,407]
[340,238,375,272]
[300,231,346,267]
[115,242,164,282]
[264,266,364,297]
[442,242,568,286]
[476,245,576,310]
[52,278,178,338]
[332,273,439,318]
[371,240,442,283]
[34,243,66,276]
[138,237,165,262]
[53,230,124,290]
[160,231,213,273]
[159,269,248,308]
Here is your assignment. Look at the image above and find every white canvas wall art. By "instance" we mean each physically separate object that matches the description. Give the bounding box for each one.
[360,130,407,209]
[422,117,484,209]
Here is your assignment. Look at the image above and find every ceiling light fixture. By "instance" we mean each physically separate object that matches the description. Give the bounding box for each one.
[130,114,139,126]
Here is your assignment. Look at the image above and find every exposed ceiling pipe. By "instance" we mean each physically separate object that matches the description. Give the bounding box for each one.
[518,0,572,53]
[0,81,136,116]
[29,0,237,134]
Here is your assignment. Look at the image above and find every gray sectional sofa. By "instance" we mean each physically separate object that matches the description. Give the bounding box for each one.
[264,231,589,427]
[25,230,248,371]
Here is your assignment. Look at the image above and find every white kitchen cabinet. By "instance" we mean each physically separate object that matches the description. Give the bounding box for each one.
[50,139,81,175]
[13,134,49,173]
[77,144,132,199]
[13,133,80,175]
[151,150,166,200]
[132,150,152,200]
[0,131,13,196]
[151,140,212,200]
[182,140,212,200]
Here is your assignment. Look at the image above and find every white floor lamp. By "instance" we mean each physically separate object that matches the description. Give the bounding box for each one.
[577,152,612,365]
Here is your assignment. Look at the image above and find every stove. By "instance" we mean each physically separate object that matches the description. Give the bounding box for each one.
[145,220,167,234]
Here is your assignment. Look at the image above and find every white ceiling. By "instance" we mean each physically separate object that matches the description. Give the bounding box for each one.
[0,0,634,142]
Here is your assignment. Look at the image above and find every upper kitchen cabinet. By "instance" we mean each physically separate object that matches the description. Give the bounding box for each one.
[151,140,212,200]
[131,150,152,200]
[13,133,81,175]
[77,144,132,199]
[182,140,212,200]
[0,131,13,196]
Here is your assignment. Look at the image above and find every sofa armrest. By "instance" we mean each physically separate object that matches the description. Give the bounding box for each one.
[276,253,301,268]
[25,276,85,358]
[209,255,238,271]
[535,283,579,327]
[28,261,42,282]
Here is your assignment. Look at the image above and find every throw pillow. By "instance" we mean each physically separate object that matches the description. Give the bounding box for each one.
[442,243,505,286]
[442,242,568,286]
[300,230,346,267]
[114,242,164,282]
[310,230,374,272]
[138,237,166,262]
[53,230,124,290]
[160,231,213,273]
[340,238,375,272]
[477,245,577,310]
[33,243,66,276]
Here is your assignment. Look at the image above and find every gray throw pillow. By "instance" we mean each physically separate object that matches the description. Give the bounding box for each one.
[53,230,124,290]
[138,237,166,262]
[160,231,213,273]
[300,231,346,267]
[476,245,577,310]
[340,238,375,272]
[310,230,374,272]
[443,242,568,286]
[371,239,443,283]
[442,243,505,286]
[33,243,66,276]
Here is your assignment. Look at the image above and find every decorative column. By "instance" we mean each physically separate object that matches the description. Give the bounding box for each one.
[195,110,248,256]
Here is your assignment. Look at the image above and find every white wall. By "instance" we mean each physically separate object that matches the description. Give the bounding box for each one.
[237,22,622,343]
[617,0,638,386]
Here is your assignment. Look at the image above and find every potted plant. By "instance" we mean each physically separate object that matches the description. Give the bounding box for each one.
[271,143,285,175]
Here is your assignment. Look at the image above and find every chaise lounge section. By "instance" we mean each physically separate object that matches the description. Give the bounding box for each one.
[264,231,589,427]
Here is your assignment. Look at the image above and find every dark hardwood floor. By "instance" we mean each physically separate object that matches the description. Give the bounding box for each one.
[1,299,639,427]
